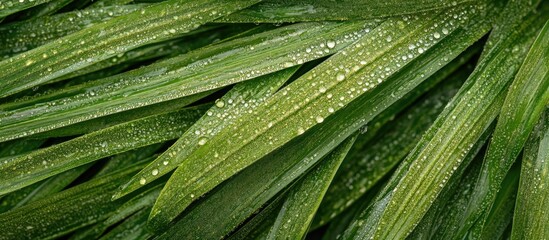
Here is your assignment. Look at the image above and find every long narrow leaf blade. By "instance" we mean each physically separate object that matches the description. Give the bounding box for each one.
[0,0,260,97]
[0,106,204,195]
[511,109,549,239]
[266,134,357,240]
[459,12,549,238]
[115,67,298,198]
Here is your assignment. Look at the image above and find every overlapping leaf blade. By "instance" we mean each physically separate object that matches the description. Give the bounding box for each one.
[151,3,494,230]
[219,0,475,23]
[115,67,298,198]
[266,134,357,240]
[0,5,144,58]
[342,2,546,239]
[0,0,260,97]
[0,20,371,143]
[0,158,149,239]
[457,9,549,238]
[0,0,54,18]
[0,106,204,195]
[314,66,469,227]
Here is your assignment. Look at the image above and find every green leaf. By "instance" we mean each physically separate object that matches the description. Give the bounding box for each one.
[114,67,298,199]
[512,109,549,239]
[89,0,134,9]
[98,208,152,240]
[458,11,549,238]
[151,3,494,230]
[0,138,44,158]
[342,2,546,239]
[266,134,357,240]
[314,65,469,227]
[15,0,76,21]
[0,158,149,239]
[0,0,260,97]
[476,163,519,240]
[219,0,476,23]
[43,25,223,85]
[227,195,286,240]
[0,0,54,18]
[0,20,370,142]
[0,5,145,58]
[0,106,205,195]
[407,133,487,239]
[11,164,92,209]
[95,144,163,177]
[156,124,355,239]
[30,91,210,138]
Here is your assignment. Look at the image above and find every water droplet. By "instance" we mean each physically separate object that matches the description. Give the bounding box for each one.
[152,169,159,176]
[326,41,336,49]
[319,87,327,93]
[442,28,449,35]
[297,127,305,135]
[215,99,225,108]
[336,73,346,81]
[316,116,324,123]
[386,36,392,42]
[433,32,441,39]
[198,137,208,145]
[163,161,169,165]
[139,178,147,185]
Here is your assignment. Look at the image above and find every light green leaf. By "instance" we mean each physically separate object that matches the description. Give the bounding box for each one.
[342,2,546,239]
[151,3,494,230]
[512,109,549,239]
[0,0,260,97]
[0,106,205,195]
[0,20,370,143]
[219,0,475,23]
[115,67,298,199]
[266,134,357,240]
